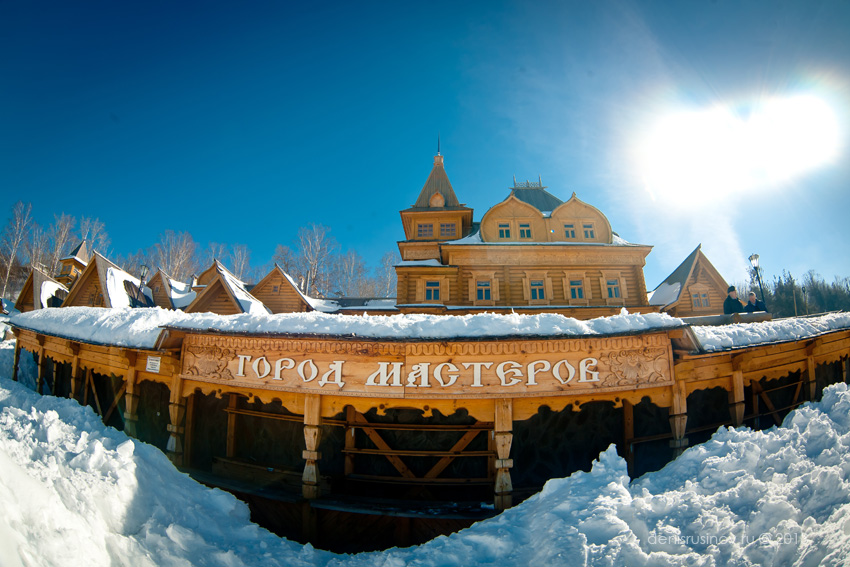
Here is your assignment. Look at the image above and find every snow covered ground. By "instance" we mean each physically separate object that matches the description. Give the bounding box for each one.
[2,337,850,566]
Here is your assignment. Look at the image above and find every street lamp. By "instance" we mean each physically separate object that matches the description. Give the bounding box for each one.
[748,253,767,307]
[135,264,149,306]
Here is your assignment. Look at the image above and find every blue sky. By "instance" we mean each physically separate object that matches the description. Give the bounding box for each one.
[2,1,849,288]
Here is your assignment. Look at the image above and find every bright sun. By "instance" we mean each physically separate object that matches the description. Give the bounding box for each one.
[639,94,840,205]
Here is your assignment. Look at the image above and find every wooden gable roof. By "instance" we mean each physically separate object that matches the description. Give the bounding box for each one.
[250,264,313,314]
[62,252,153,308]
[184,262,270,315]
[14,267,68,312]
[648,245,729,313]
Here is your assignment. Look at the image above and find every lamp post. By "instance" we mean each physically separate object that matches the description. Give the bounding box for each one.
[748,254,767,307]
[135,264,149,306]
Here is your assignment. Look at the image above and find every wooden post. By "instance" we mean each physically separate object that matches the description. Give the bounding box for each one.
[844,355,850,384]
[302,394,322,499]
[805,344,817,401]
[493,398,513,510]
[729,366,745,427]
[622,399,634,477]
[344,405,356,477]
[69,343,81,400]
[166,375,186,466]
[36,335,46,395]
[184,392,196,469]
[226,394,239,458]
[11,340,21,382]
[123,352,139,438]
[669,379,688,457]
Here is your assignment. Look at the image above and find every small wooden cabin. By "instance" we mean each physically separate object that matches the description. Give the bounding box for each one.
[14,267,68,312]
[61,252,152,308]
[249,264,312,314]
[648,245,730,317]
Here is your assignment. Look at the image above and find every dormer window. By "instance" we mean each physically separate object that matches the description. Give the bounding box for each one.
[417,224,434,238]
[564,224,576,239]
[498,223,511,239]
[583,223,595,239]
[519,223,532,239]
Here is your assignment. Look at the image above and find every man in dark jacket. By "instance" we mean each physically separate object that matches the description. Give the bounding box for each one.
[744,291,768,313]
[724,286,744,314]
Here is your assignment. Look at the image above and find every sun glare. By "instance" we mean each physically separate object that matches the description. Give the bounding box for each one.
[639,94,840,206]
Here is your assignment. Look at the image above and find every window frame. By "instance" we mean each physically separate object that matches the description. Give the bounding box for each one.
[523,271,552,305]
[600,271,627,305]
[468,270,499,306]
[417,223,434,238]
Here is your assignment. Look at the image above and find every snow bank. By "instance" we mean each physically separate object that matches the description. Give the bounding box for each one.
[693,312,850,352]
[11,307,684,347]
[3,337,850,565]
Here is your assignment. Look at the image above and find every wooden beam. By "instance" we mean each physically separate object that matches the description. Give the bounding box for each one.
[184,392,196,468]
[493,398,513,510]
[102,382,127,423]
[87,369,103,416]
[729,368,745,427]
[302,393,323,499]
[623,399,634,477]
[11,340,21,382]
[669,379,688,457]
[226,394,239,458]
[353,412,416,479]
[344,405,356,477]
[69,343,81,400]
[122,352,138,437]
[805,349,817,401]
[751,381,782,426]
[424,428,482,479]
[166,374,187,466]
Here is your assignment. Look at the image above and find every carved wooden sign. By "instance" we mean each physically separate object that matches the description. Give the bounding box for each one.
[180,332,674,398]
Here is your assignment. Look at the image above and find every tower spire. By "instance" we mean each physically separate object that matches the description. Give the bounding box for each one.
[437,133,441,156]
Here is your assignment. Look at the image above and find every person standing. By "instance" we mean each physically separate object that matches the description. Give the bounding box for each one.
[744,291,768,313]
[724,286,744,314]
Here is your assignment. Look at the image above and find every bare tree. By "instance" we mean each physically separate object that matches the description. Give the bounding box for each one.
[376,250,400,298]
[297,224,338,296]
[1,202,33,298]
[332,249,370,296]
[202,242,228,269]
[155,230,198,281]
[26,222,50,271]
[47,213,76,274]
[271,244,303,280]
[79,217,110,255]
[229,244,251,281]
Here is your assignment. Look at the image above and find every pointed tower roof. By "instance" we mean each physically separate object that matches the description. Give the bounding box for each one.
[412,154,463,209]
[61,240,91,265]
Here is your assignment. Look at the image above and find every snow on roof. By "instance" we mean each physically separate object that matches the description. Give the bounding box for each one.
[39,280,67,309]
[647,282,681,307]
[2,344,850,565]
[395,259,445,267]
[217,266,270,315]
[692,312,850,352]
[445,229,639,247]
[11,307,684,347]
[105,267,153,308]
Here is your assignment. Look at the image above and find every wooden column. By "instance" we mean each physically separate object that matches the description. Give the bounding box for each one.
[844,355,850,384]
[11,339,21,382]
[69,343,81,400]
[302,394,322,499]
[36,335,46,395]
[493,398,513,510]
[122,352,139,438]
[226,394,239,458]
[728,363,745,427]
[184,392,196,468]
[166,375,186,466]
[805,343,817,401]
[622,399,634,477]
[669,379,688,457]
[344,405,356,477]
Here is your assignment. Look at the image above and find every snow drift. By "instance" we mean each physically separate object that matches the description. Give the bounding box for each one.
[2,338,850,566]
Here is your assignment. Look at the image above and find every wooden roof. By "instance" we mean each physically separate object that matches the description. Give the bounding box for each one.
[60,240,91,265]
[62,252,153,308]
[185,261,270,315]
[13,267,68,312]
[649,245,729,310]
[408,155,467,209]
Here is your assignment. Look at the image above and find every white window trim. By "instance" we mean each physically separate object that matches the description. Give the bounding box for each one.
[523,271,552,305]
[600,271,627,305]
[563,271,590,305]
[416,276,448,303]
[468,270,500,306]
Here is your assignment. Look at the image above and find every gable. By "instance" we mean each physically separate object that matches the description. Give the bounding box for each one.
[184,277,242,315]
[479,195,546,242]
[250,268,311,314]
[549,194,612,244]
[14,273,35,312]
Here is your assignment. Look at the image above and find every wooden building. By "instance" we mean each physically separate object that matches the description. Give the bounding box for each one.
[146,269,197,311]
[184,260,270,315]
[14,266,68,312]
[395,155,656,317]
[62,252,152,308]
[648,245,730,317]
[55,240,90,288]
